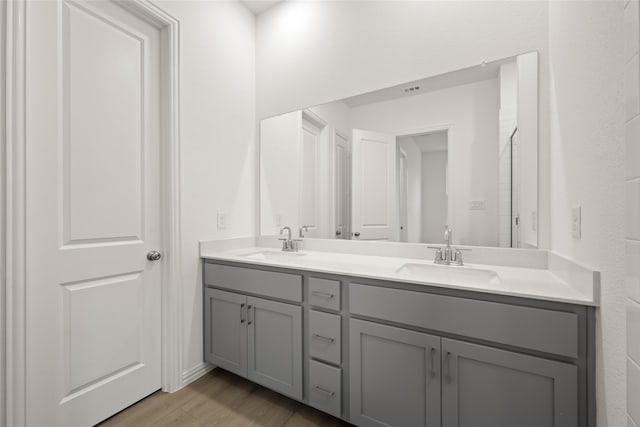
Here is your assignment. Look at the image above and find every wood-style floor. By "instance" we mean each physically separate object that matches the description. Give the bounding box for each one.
[98,368,352,427]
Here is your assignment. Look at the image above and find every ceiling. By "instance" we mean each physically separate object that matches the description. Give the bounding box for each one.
[399,132,448,153]
[342,56,515,108]
[241,1,283,15]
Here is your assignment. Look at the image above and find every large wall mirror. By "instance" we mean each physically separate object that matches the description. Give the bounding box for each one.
[260,52,539,248]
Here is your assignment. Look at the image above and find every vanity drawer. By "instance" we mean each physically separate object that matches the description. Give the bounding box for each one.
[204,263,302,302]
[309,278,341,311]
[349,283,579,358]
[309,360,341,418]
[309,310,341,364]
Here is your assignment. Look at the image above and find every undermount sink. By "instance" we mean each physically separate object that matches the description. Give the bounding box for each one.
[395,263,500,286]
[241,250,307,261]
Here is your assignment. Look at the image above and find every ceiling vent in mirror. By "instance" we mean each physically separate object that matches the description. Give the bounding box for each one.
[403,85,421,93]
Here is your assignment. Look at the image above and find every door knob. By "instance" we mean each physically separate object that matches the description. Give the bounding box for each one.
[146,251,162,261]
[354,232,360,237]
[336,230,342,236]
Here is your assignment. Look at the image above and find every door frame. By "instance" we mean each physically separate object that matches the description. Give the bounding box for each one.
[395,124,455,244]
[330,129,350,240]
[397,146,409,242]
[2,2,183,426]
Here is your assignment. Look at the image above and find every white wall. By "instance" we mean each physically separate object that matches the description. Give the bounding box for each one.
[626,1,640,427]
[152,0,256,383]
[348,79,500,246]
[256,0,551,248]
[548,2,626,426]
[422,150,448,244]
[260,111,300,235]
[309,100,352,136]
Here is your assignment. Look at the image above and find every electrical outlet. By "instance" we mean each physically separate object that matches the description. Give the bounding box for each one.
[217,212,226,230]
[469,200,486,211]
[572,206,581,239]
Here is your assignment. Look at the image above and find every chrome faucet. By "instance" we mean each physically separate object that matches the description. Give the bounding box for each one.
[299,225,309,238]
[279,226,301,252]
[428,226,468,266]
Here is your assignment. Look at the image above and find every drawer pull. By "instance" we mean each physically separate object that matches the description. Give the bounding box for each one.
[240,303,245,323]
[313,385,335,397]
[312,333,335,343]
[247,305,253,325]
[445,351,452,384]
[430,347,436,378]
[311,290,334,299]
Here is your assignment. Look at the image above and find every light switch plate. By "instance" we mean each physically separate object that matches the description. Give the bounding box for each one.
[217,212,226,230]
[572,206,581,239]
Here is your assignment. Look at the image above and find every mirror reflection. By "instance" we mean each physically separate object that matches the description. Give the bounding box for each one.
[260,52,538,248]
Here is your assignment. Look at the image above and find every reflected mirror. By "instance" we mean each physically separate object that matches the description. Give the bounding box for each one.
[259,52,538,248]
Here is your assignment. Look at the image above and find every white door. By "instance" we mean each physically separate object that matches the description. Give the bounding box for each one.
[299,116,322,237]
[26,1,162,426]
[334,132,350,239]
[351,129,397,240]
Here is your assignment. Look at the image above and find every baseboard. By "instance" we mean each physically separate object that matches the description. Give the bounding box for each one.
[181,362,215,387]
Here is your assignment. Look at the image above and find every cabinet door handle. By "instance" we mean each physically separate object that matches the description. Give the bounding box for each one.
[313,385,335,397]
[247,305,253,325]
[312,333,335,343]
[311,290,334,299]
[240,303,245,323]
[430,347,436,378]
[445,351,452,384]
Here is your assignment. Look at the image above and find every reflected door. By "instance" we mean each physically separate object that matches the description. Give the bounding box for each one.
[335,131,351,239]
[398,149,409,242]
[26,1,162,425]
[299,115,322,237]
[352,129,397,240]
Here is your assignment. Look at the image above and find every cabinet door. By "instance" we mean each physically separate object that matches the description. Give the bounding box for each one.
[247,297,303,399]
[204,288,247,377]
[441,338,578,427]
[350,319,441,427]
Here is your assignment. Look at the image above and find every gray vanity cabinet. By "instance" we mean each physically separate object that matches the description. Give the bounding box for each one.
[204,288,247,377]
[204,287,303,400]
[247,296,303,400]
[349,319,442,427]
[441,338,578,427]
[204,260,594,427]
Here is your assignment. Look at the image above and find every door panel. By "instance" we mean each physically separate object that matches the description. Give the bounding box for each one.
[352,129,397,240]
[350,319,441,427]
[247,297,303,399]
[204,288,248,377]
[441,338,578,427]
[335,132,350,239]
[63,0,144,243]
[299,116,321,238]
[26,1,162,426]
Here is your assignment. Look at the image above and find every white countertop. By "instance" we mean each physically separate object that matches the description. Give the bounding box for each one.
[200,244,598,306]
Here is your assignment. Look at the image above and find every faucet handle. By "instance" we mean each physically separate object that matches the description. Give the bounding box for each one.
[428,246,445,262]
[452,248,471,265]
